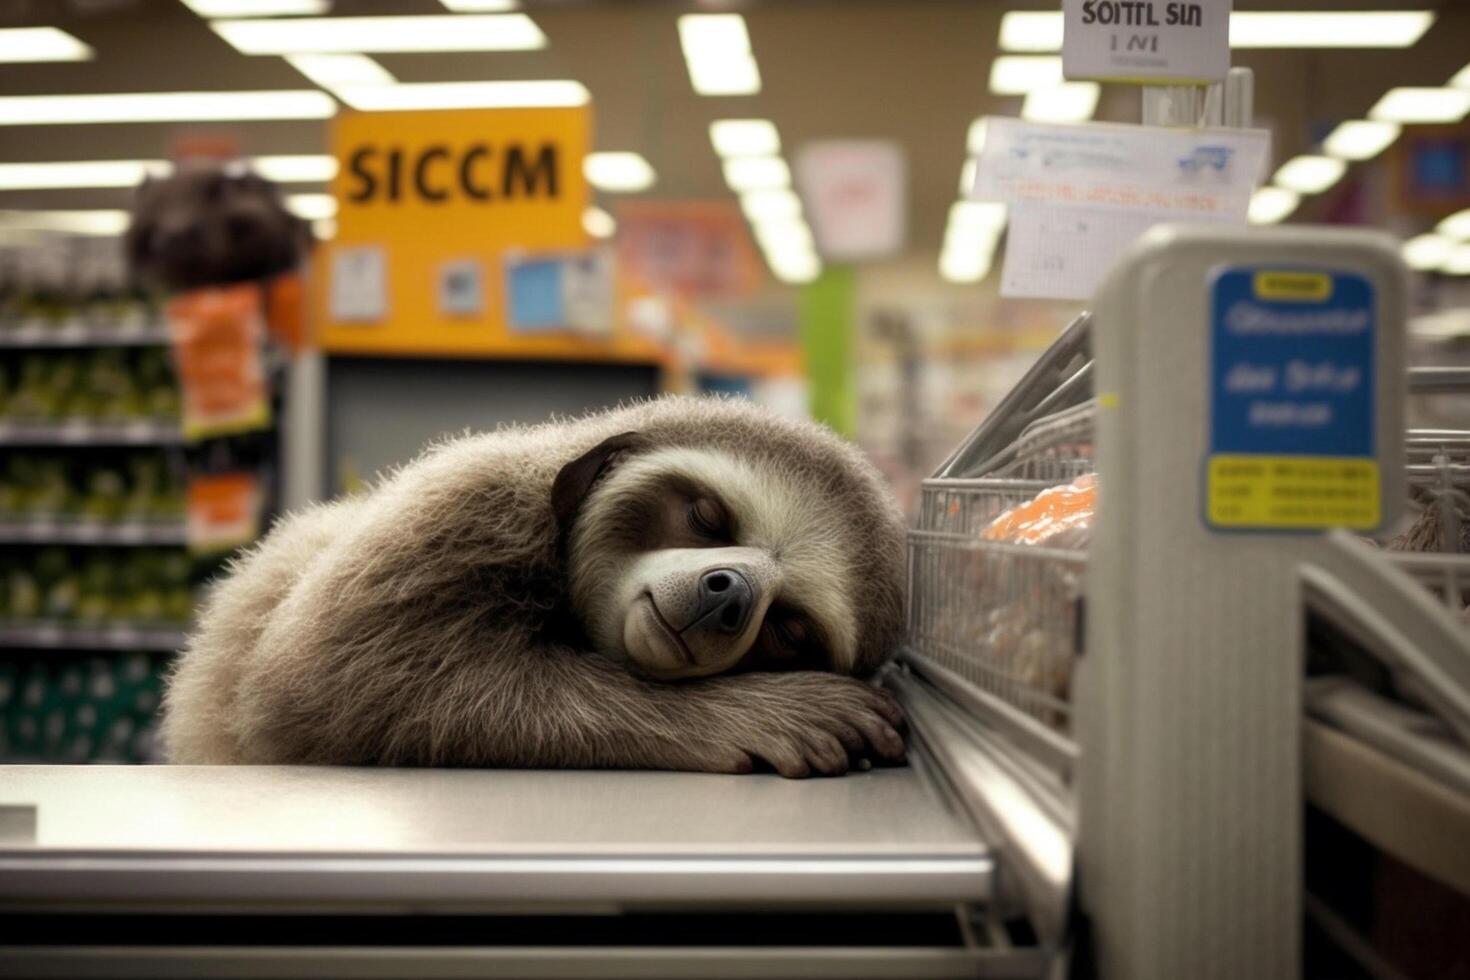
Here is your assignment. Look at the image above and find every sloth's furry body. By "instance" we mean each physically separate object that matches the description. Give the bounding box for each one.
[161,396,908,777]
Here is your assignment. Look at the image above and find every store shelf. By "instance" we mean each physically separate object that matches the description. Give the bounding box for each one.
[0,323,168,348]
[0,621,188,652]
[0,520,187,546]
[0,420,182,446]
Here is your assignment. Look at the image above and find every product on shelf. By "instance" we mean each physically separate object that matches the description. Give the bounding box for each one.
[0,348,180,424]
[0,652,167,763]
[2,547,195,626]
[0,452,186,523]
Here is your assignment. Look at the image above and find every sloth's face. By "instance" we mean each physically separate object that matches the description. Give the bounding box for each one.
[560,441,858,681]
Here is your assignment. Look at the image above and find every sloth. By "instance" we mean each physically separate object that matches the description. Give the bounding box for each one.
[126,162,311,293]
[161,397,909,777]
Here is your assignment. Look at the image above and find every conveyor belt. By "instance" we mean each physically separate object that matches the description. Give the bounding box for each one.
[0,760,993,911]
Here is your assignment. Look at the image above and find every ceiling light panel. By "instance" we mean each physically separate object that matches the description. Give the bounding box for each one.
[0,160,154,190]
[998,12,1064,53]
[333,80,588,111]
[768,248,820,284]
[1273,155,1347,195]
[678,14,761,96]
[967,118,988,156]
[0,210,130,236]
[959,159,977,197]
[182,0,329,16]
[1248,187,1299,225]
[286,194,336,220]
[212,15,546,54]
[584,152,656,193]
[1402,234,1452,271]
[741,189,801,223]
[754,218,814,255]
[1437,209,1470,241]
[1453,63,1470,90]
[0,90,335,126]
[1229,11,1434,49]
[949,201,1008,233]
[287,54,396,88]
[1369,88,1470,124]
[582,206,615,239]
[440,0,521,9]
[723,156,791,192]
[0,27,93,63]
[1444,244,1470,276]
[253,155,337,182]
[1022,82,1100,123]
[1322,120,1400,161]
[710,119,780,158]
[990,56,1064,96]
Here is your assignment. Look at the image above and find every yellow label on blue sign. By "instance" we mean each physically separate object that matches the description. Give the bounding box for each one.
[1207,266,1379,531]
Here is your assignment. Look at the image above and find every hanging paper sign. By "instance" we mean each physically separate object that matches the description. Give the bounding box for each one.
[794,140,907,261]
[1063,0,1233,84]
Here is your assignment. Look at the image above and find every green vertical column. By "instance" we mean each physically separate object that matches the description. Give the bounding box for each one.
[798,265,855,437]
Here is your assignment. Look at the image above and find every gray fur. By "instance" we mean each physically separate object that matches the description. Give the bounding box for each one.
[161,396,907,777]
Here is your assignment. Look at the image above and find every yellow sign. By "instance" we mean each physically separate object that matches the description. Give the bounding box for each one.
[1206,455,1381,530]
[316,106,655,363]
[1252,271,1333,303]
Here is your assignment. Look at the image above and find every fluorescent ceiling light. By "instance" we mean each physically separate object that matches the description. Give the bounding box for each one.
[286,54,395,88]
[1022,82,1100,124]
[1248,187,1299,225]
[989,56,1063,96]
[584,152,656,193]
[1437,209,1470,241]
[754,218,814,255]
[0,27,93,63]
[949,201,1008,233]
[710,119,780,158]
[440,0,520,9]
[1453,63,1470,90]
[582,206,615,239]
[182,0,328,16]
[939,242,995,284]
[312,218,336,240]
[723,156,790,192]
[1273,155,1347,195]
[334,80,588,111]
[0,90,335,126]
[1369,88,1470,124]
[959,158,977,197]
[678,14,761,96]
[286,193,336,221]
[1402,234,1452,271]
[253,154,337,182]
[0,160,155,190]
[0,155,334,189]
[740,189,801,223]
[1322,120,1400,162]
[998,11,1064,53]
[1443,244,1470,276]
[768,249,820,285]
[967,118,988,156]
[0,210,129,236]
[212,14,545,54]
[1230,11,1434,49]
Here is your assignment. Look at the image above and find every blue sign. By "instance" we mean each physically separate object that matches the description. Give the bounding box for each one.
[1210,267,1375,458]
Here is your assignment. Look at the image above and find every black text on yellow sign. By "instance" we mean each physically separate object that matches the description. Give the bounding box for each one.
[343,143,559,205]
[319,107,594,358]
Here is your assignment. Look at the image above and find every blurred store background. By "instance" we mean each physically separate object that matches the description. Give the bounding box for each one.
[1,0,1469,763]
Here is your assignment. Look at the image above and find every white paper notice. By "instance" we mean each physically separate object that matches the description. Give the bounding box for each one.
[1063,0,1232,84]
[330,245,389,322]
[973,117,1269,300]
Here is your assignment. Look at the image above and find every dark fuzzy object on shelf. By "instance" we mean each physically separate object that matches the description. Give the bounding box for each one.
[125,163,311,293]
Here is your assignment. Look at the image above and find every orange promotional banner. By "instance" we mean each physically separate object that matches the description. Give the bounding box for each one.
[317,105,656,362]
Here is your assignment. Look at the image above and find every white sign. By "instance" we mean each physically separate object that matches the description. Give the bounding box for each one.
[1063,0,1232,83]
[795,140,906,261]
[329,245,389,323]
[973,117,1269,300]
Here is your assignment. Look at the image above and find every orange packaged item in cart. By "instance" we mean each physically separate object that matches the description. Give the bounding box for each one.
[981,474,1096,546]
[166,283,270,440]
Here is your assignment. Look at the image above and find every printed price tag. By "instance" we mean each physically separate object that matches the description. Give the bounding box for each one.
[1206,268,1380,531]
[1063,0,1232,83]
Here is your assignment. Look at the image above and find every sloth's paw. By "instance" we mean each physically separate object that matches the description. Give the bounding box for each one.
[705,673,907,778]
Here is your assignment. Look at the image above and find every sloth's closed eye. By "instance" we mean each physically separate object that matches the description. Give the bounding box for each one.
[687,497,730,541]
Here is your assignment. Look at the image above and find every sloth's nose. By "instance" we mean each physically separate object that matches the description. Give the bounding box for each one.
[691,568,754,635]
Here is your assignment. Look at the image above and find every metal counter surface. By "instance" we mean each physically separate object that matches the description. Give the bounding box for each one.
[0,761,992,909]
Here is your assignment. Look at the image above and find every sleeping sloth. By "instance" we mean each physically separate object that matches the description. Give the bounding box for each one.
[161,397,908,777]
